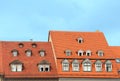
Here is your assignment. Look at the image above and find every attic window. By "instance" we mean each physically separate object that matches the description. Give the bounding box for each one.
[78,50,84,56]
[86,50,92,56]
[65,50,72,56]
[25,49,32,57]
[39,50,45,57]
[19,43,24,48]
[38,60,50,72]
[77,37,83,43]
[11,49,18,56]
[97,50,104,56]
[32,43,37,48]
[10,60,23,72]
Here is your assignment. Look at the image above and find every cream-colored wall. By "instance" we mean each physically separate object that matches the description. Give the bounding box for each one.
[59,78,120,81]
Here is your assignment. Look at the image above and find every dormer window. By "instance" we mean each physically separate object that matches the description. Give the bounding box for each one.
[10,60,23,72]
[32,43,37,48]
[25,49,32,57]
[95,60,102,72]
[105,60,112,72]
[97,50,104,56]
[78,50,84,56]
[86,50,91,56]
[65,50,72,56]
[38,60,50,72]
[77,37,83,43]
[39,50,45,57]
[11,49,18,56]
[62,59,70,71]
[82,59,92,72]
[18,43,24,48]
[72,59,80,71]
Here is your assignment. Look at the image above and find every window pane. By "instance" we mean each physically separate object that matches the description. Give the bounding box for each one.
[17,65,22,72]
[11,65,17,72]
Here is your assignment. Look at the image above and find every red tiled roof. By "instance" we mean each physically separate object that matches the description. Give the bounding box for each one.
[0,42,3,74]
[49,31,119,78]
[2,41,57,78]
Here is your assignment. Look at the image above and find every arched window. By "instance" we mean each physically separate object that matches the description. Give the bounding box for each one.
[105,60,112,72]
[95,60,102,72]
[78,50,84,56]
[65,50,72,56]
[86,50,92,56]
[11,49,18,56]
[97,50,104,56]
[82,59,92,72]
[72,59,80,71]
[77,37,84,43]
[62,59,69,71]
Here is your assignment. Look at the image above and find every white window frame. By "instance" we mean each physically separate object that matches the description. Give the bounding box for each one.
[95,63,102,72]
[72,63,79,71]
[98,50,104,56]
[26,50,32,57]
[78,50,83,56]
[62,63,69,71]
[40,51,45,57]
[105,63,112,72]
[11,64,22,72]
[86,50,91,56]
[38,65,50,72]
[77,37,83,43]
[83,62,91,72]
[65,50,71,56]
[12,51,18,57]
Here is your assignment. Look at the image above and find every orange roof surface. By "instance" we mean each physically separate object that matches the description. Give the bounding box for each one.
[49,31,120,78]
[1,41,57,78]
[0,30,120,78]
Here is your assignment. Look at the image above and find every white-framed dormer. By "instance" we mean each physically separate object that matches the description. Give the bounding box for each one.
[78,50,84,56]
[77,37,84,43]
[65,50,72,56]
[86,50,92,56]
[10,60,23,72]
[39,49,45,57]
[62,59,70,72]
[82,59,92,72]
[72,59,80,71]
[38,60,50,72]
[105,60,112,72]
[97,50,104,57]
[95,60,102,72]
[25,49,32,57]
[11,49,18,57]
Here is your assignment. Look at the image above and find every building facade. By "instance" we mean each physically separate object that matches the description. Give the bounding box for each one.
[0,30,120,81]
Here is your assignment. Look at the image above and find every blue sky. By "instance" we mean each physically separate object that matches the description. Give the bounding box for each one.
[0,0,120,46]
